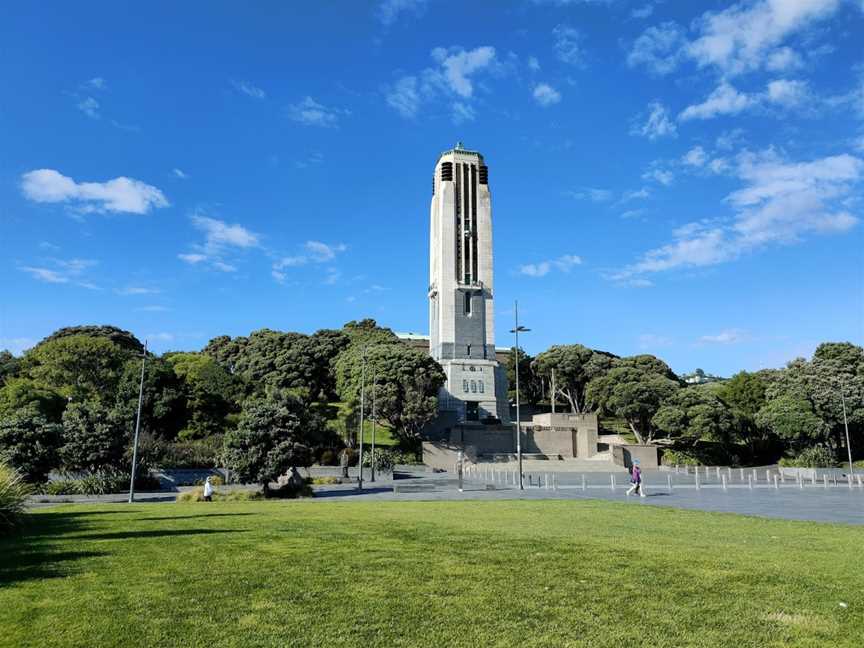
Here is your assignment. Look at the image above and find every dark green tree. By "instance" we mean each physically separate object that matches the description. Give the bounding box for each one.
[756,394,828,450]
[585,364,680,444]
[114,357,186,439]
[335,343,445,443]
[221,391,318,492]
[505,347,542,407]
[0,378,66,422]
[60,401,128,473]
[0,405,63,482]
[0,351,21,388]
[22,335,133,403]
[533,345,617,413]
[39,325,144,354]
[652,387,737,444]
[167,352,240,439]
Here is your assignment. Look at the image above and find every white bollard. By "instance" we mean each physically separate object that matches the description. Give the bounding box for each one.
[740,468,745,480]
[716,466,721,479]
[667,474,673,492]
[766,469,770,482]
[799,473,803,489]
[824,474,829,489]
[721,474,727,490]
[611,474,616,491]
[582,474,587,491]
[695,470,700,490]
[781,471,785,484]
[858,475,862,489]
[748,475,753,490]
[774,475,779,489]
[752,468,757,481]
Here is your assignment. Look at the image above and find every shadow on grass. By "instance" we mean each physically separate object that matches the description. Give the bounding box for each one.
[313,487,392,498]
[0,549,108,586]
[137,513,255,521]
[67,528,246,541]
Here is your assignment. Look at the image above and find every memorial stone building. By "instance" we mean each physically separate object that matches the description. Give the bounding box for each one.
[427,143,509,423]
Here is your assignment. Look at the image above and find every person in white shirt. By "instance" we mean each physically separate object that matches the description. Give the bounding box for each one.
[203,476,214,502]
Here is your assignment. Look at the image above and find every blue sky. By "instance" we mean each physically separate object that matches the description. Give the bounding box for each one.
[2,0,863,376]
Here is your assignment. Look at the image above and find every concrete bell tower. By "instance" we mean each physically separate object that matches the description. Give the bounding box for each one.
[429,143,509,423]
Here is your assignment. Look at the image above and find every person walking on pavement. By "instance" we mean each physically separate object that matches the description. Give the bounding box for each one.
[626,460,645,497]
[203,476,214,502]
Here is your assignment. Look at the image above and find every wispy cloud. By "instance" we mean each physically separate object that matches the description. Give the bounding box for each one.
[136,305,170,312]
[631,102,677,140]
[287,97,348,127]
[231,79,266,99]
[698,329,748,345]
[20,169,168,215]
[533,83,561,107]
[553,24,583,66]
[116,286,160,296]
[566,187,612,202]
[272,241,348,282]
[377,0,427,25]
[518,254,582,277]
[385,45,499,122]
[172,168,188,179]
[613,150,863,280]
[18,257,100,289]
[179,213,260,272]
[77,96,100,119]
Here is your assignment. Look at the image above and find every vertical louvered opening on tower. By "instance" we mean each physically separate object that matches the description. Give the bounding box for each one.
[441,161,453,182]
[478,165,488,184]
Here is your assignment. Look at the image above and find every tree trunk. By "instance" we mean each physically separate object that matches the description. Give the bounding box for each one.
[560,388,579,414]
[628,421,645,445]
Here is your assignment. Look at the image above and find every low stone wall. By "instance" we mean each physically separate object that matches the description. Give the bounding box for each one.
[612,445,659,470]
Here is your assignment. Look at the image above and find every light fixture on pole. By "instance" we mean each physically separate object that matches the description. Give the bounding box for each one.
[357,347,366,491]
[128,340,148,504]
[510,301,530,491]
[370,367,377,483]
[840,381,854,478]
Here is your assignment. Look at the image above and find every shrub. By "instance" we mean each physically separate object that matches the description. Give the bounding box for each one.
[310,476,340,485]
[0,459,31,535]
[362,448,396,472]
[0,405,63,483]
[148,436,224,469]
[318,449,338,466]
[37,469,160,496]
[779,446,836,468]
[660,449,701,466]
[177,487,263,502]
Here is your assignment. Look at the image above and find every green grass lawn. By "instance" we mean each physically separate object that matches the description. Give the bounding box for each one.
[1,500,861,647]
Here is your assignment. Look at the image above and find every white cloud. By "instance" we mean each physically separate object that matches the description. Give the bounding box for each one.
[378,0,427,25]
[452,101,475,124]
[519,254,582,277]
[323,268,342,285]
[272,241,347,280]
[631,102,677,140]
[533,83,561,107]
[716,129,746,151]
[642,164,674,186]
[699,329,747,344]
[20,267,68,284]
[627,22,686,75]
[615,150,863,279]
[212,261,237,273]
[679,82,756,121]
[84,77,106,90]
[136,305,169,312]
[765,79,810,107]
[631,4,654,19]
[431,46,496,97]
[553,24,583,66]
[620,187,651,202]
[191,215,259,252]
[682,146,708,167]
[386,76,421,118]
[231,80,266,99]
[527,56,541,71]
[18,257,99,288]
[765,46,804,72]
[567,187,612,202]
[687,0,839,76]
[287,97,346,127]
[21,169,169,215]
[117,286,160,296]
[386,46,498,120]
[77,96,100,119]
[172,168,188,179]
[178,253,207,264]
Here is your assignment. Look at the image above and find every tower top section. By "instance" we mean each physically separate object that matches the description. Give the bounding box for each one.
[436,142,485,165]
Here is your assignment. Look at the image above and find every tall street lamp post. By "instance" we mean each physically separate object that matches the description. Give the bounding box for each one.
[510,301,530,491]
[370,368,377,483]
[128,340,148,504]
[357,347,367,491]
[840,383,854,477]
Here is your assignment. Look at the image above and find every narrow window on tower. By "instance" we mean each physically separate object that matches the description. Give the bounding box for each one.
[463,379,469,392]
[471,164,478,283]
[464,291,471,316]
[470,380,477,393]
[478,380,484,394]
[455,162,462,282]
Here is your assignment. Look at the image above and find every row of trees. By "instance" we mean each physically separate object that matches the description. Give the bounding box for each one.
[1,320,860,484]
[505,342,863,465]
[0,321,446,486]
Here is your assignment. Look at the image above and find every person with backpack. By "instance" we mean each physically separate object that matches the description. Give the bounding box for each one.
[626,460,645,497]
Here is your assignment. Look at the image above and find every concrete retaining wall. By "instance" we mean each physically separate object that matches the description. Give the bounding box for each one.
[612,445,659,470]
